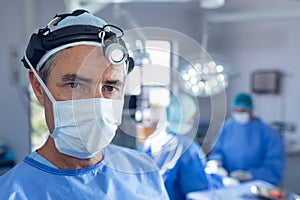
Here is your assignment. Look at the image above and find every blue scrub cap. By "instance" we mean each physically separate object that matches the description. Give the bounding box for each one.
[51,12,107,31]
[36,11,107,70]
[231,93,253,110]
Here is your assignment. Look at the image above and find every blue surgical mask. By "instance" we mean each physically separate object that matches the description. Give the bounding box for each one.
[232,111,250,125]
[27,56,123,159]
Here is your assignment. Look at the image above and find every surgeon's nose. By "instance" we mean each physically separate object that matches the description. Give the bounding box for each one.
[94,86,104,98]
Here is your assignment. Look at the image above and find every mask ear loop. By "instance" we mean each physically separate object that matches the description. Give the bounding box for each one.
[23,54,57,103]
[24,54,61,135]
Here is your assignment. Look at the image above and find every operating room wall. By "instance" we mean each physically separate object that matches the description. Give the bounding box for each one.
[97,3,203,46]
[0,0,66,163]
[0,0,31,163]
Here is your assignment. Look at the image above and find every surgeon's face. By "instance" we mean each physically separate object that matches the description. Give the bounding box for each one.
[39,45,126,132]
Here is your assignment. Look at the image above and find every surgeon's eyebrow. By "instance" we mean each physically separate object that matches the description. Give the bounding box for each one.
[104,79,124,87]
[61,74,93,83]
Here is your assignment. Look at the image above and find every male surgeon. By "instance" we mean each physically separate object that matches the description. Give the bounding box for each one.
[0,9,169,199]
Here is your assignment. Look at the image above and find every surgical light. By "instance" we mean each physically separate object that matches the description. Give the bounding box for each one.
[216,65,224,73]
[178,55,229,97]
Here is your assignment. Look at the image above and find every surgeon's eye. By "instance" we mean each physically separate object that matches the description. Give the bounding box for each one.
[106,85,114,92]
[102,85,122,99]
[67,82,88,93]
[103,85,117,93]
[69,82,80,89]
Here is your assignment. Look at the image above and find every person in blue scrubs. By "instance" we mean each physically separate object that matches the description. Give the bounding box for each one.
[142,93,220,200]
[208,93,286,185]
[0,10,169,200]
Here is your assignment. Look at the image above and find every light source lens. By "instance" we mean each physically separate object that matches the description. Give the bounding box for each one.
[105,43,127,65]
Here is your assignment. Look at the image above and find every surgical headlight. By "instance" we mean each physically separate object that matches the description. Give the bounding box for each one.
[100,25,129,66]
[105,43,128,65]
[21,10,134,73]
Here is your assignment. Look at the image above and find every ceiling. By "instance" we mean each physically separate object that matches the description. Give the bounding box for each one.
[61,0,300,28]
[62,0,300,15]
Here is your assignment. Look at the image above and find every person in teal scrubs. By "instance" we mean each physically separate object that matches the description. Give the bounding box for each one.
[209,93,286,185]
[142,93,221,200]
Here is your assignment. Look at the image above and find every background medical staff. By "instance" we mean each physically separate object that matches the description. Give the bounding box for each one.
[208,93,286,185]
[142,93,222,200]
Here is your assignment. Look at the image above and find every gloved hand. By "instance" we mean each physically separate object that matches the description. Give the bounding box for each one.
[205,160,228,177]
[222,176,240,186]
[229,170,253,182]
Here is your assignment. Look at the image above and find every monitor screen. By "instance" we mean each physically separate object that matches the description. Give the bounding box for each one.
[251,70,281,94]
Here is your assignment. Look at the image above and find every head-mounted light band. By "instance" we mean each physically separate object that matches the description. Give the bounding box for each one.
[22,24,130,69]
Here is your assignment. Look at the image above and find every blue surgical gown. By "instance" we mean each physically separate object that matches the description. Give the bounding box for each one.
[209,118,286,185]
[143,132,216,200]
[0,144,169,200]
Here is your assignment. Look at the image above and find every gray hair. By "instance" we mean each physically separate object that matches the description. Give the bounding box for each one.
[39,52,61,84]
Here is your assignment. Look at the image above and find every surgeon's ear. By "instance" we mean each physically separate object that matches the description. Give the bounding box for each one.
[29,70,45,105]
